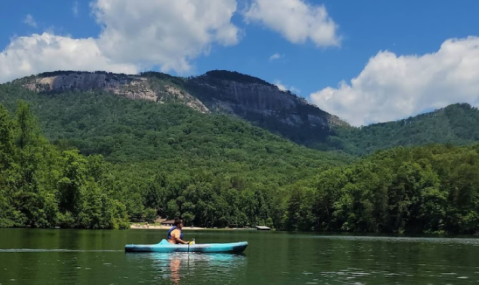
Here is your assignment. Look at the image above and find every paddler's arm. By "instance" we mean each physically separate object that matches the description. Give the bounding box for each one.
[172,230,189,244]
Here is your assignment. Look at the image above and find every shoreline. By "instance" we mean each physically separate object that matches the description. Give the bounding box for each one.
[130,224,206,230]
[129,224,259,231]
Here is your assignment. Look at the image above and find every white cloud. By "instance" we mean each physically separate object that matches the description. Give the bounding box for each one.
[0,33,137,84]
[274,80,301,94]
[72,1,79,16]
[245,0,339,47]
[0,0,240,83]
[290,86,301,94]
[269,53,283,61]
[23,14,37,28]
[92,0,240,73]
[275,80,288,91]
[310,37,479,127]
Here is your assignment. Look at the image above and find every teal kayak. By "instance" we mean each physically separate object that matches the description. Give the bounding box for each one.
[125,239,248,253]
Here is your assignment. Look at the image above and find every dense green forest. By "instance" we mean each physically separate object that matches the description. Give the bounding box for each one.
[1,82,479,233]
[0,85,351,229]
[285,144,479,234]
[12,71,479,156]
[0,102,129,229]
[330,103,479,154]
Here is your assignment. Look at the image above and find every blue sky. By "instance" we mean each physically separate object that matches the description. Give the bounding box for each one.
[1,0,479,126]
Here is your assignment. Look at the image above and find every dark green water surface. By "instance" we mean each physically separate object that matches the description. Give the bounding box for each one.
[1,229,478,284]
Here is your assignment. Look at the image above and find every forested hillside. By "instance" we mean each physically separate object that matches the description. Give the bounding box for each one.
[0,102,129,229]
[2,73,479,233]
[285,144,479,234]
[0,84,351,229]
[16,70,479,155]
[329,103,479,154]
[17,70,346,151]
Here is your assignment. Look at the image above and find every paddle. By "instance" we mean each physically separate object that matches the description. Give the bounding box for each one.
[187,238,195,254]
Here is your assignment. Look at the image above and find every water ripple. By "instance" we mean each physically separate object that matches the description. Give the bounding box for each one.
[0,249,122,253]
[311,235,479,245]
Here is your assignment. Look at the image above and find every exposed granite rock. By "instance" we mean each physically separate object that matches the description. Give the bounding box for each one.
[23,71,209,113]
[187,71,347,129]
[21,70,349,144]
[158,85,209,114]
[25,72,131,92]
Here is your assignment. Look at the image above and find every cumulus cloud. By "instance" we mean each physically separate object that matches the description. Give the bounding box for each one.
[23,14,37,28]
[92,0,240,72]
[310,37,479,126]
[0,0,240,83]
[269,53,283,61]
[245,0,339,47]
[0,33,137,83]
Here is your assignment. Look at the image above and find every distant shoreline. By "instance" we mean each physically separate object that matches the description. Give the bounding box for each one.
[130,224,206,230]
[129,224,261,231]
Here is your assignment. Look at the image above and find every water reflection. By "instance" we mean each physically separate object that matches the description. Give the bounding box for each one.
[311,235,479,245]
[127,253,247,284]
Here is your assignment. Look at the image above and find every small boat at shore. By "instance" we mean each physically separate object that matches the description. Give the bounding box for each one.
[125,239,248,253]
[255,226,271,231]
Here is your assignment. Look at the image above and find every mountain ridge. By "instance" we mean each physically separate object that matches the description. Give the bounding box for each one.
[17,69,347,123]
[8,69,479,154]
[333,102,479,154]
[14,70,348,147]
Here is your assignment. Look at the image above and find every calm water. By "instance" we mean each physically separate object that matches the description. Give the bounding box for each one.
[1,229,479,284]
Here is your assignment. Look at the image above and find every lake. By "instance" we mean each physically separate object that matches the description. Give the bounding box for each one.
[0,229,478,284]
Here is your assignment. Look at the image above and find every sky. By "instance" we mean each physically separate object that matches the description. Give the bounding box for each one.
[1,0,478,126]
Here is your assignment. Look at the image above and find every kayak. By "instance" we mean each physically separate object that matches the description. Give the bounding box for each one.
[125,239,248,253]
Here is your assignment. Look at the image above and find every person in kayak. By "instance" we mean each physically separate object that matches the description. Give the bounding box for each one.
[167,218,190,244]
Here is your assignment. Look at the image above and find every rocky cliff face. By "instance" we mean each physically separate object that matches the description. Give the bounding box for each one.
[20,70,349,145]
[24,72,160,102]
[188,71,347,129]
[22,71,209,113]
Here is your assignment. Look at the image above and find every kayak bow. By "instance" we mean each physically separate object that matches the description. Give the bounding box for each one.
[125,239,248,253]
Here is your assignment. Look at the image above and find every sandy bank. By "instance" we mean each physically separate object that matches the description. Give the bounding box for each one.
[130,224,207,230]
[129,224,258,231]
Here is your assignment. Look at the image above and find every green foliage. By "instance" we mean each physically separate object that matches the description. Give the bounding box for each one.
[331,103,479,154]
[289,145,479,234]
[2,81,479,233]
[0,85,351,229]
[0,102,129,229]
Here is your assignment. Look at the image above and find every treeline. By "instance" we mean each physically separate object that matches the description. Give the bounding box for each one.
[0,85,350,230]
[0,89,348,230]
[1,101,478,233]
[0,102,129,229]
[285,144,479,234]
[124,171,279,228]
[2,85,479,234]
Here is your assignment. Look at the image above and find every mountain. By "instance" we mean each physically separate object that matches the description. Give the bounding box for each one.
[16,70,348,149]
[0,79,355,228]
[0,80,352,187]
[331,103,479,154]
[3,71,479,233]
[10,70,479,155]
